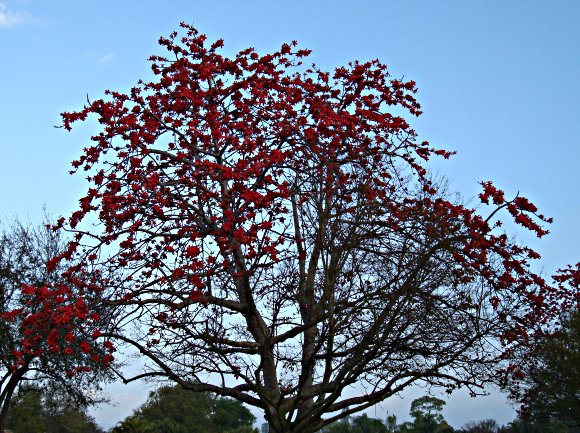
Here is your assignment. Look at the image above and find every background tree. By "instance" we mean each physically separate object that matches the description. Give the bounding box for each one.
[397,397,453,433]
[321,397,455,433]
[409,397,446,427]
[321,416,352,433]
[0,218,113,432]
[501,263,579,432]
[350,414,390,433]
[458,419,500,433]
[385,415,399,433]
[322,413,388,433]
[3,384,43,433]
[110,418,155,433]
[55,24,576,433]
[118,384,257,433]
[524,311,579,428]
[500,418,566,433]
[5,383,104,433]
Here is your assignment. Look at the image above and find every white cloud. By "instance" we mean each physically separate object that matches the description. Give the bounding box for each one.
[0,2,31,28]
[82,51,116,65]
[97,53,115,64]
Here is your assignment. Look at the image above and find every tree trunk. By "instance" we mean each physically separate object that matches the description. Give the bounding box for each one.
[0,367,26,433]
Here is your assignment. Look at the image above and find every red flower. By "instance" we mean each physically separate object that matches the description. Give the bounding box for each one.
[103,341,115,352]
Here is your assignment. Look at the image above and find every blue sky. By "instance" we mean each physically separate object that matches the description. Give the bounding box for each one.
[1,0,578,429]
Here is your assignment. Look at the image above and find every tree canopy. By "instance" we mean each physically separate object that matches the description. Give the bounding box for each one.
[322,413,388,433]
[113,384,257,433]
[509,284,579,431]
[0,218,112,432]
[401,396,452,433]
[318,395,574,433]
[32,23,579,433]
[5,384,103,433]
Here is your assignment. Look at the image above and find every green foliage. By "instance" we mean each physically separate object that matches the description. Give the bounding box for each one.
[110,418,156,433]
[521,310,580,428]
[385,415,399,433]
[501,418,569,433]
[210,394,257,432]
[322,414,388,433]
[226,427,260,433]
[118,384,257,433]
[409,397,446,425]
[261,392,580,433]
[4,386,44,433]
[0,217,112,431]
[397,396,453,433]
[5,384,104,433]
[350,414,389,433]
[458,419,500,433]
[322,398,454,433]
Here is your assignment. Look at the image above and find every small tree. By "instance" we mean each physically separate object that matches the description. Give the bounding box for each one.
[110,418,155,433]
[409,396,446,426]
[55,24,576,433]
[322,413,387,433]
[505,265,579,431]
[5,384,104,433]
[119,384,257,433]
[501,418,566,433]
[459,419,499,433]
[398,397,453,433]
[0,218,112,432]
[385,415,399,433]
[350,414,388,433]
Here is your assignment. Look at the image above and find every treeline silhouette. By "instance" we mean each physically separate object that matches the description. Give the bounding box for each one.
[318,396,576,433]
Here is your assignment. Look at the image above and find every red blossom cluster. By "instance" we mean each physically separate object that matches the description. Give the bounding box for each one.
[2,281,113,375]
[57,24,464,299]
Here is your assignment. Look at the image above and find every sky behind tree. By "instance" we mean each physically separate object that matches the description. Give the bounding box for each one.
[1,0,578,430]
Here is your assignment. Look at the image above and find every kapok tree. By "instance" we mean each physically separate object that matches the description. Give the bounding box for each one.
[0,219,113,433]
[55,24,576,433]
